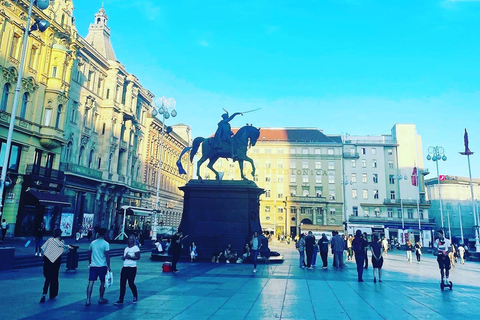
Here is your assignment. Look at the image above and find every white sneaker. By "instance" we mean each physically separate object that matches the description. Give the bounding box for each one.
[35,253,38,256]
[226,260,230,264]
[253,268,256,273]
[39,253,42,257]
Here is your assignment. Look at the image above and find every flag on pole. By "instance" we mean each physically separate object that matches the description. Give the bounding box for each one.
[464,128,473,155]
[439,175,446,181]
[411,167,418,186]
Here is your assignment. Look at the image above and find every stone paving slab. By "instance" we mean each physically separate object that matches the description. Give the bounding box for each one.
[0,242,478,320]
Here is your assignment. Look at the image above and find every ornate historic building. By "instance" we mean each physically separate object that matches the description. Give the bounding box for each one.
[0,0,79,236]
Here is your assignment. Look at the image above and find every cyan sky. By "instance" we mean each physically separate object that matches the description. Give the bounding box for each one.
[73,0,480,178]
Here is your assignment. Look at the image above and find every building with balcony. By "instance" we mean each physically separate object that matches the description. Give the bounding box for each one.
[425,175,480,243]
[0,0,80,236]
[211,127,344,237]
[343,124,433,245]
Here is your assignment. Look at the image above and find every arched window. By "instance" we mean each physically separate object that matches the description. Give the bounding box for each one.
[55,104,62,129]
[20,92,29,118]
[65,141,72,162]
[78,146,84,165]
[107,153,113,173]
[88,149,94,168]
[1,83,11,111]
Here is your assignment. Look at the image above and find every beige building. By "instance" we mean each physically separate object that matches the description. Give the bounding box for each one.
[212,127,344,237]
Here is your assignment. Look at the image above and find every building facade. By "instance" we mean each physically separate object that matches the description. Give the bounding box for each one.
[212,128,344,237]
[344,124,433,245]
[425,175,480,245]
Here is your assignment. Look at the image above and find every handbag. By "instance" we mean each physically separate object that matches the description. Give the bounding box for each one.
[105,270,113,288]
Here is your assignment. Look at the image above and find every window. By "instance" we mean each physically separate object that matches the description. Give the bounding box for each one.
[315,189,322,197]
[71,102,77,122]
[277,161,284,169]
[290,148,296,154]
[315,175,322,184]
[329,190,335,200]
[1,83,11,111]
[10,33,21,58]
[290,206,297,214]
[328,148,334,155]
[373,189,379,199]
[315,161,321,169]
[303,189,309,197]
[352,189,357,199]
[97,78,103,95]
[43,108,52,126]
[290,188,297,196]
[302,159,308,169]
[78,146,85,165]
[253,174,259,182]
[20,92,28,118]
[419,209,424,219]
[302,175,309,183]
[375,208,380,217]
[302,148,308,155]
[265,176,271,182]
[351,160,356,168]
[290,160,296,168]
[389,175,395,184]
[329,208,336,215]
[88,149,94,168]
[93,113,99,132]
[361,148,366,155]
[52,66,58,78]
[390,191,395,200]
[265,190,271,198]
[388,161,394,169]
[0,143,22,171]
[364,208,369,217]
[363,189,368,199]
[277,192,283,199]
[29,45,38,69]
[351,173,357,183]
[265,206,271,213]
[328,161,334,170]
[277,207,284,214]
[278,148,284,154]
[373,174,378,184]
[106,88,110,99]
[388,209,393,218]
[65,142,72,162]
[408,209,413,219]
[278,177,283,183]
[372,148,377,155]
[397,208,402,219]
[387,149,393,155]
[55,105,62,129]
[290,175,296,183]
[315,148,321,155]
[265,161,271,169]
[352,206,358,216]
[265,148,271,154]
[328,174,335,184]
[350,148,356,155]
[361,159,367,168]
[372,159,377,168]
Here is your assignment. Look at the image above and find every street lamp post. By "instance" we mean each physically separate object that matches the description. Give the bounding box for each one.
[426,146,447,236]
[151,97,177,241]
[341,175,354,234]
[0,0,51,218]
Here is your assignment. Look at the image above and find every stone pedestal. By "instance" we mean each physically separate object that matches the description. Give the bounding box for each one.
[178,180,264,260]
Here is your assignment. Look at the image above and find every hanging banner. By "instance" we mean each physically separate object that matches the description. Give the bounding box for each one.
[60,213,74,237]
[82,213,94,236]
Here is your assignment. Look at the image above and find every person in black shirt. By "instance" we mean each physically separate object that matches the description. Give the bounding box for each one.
[171,229,188,273]
[35,223,46,256]
[304,231,315,269]
[352,230,368,282]
[318,234,330,269]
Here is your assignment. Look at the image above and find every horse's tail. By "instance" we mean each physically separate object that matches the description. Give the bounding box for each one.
[190,137,205,162]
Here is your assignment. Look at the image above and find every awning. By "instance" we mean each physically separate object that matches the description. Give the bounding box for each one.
[29,190,71,207]
[121,206,153,216]
[301,224,344,232]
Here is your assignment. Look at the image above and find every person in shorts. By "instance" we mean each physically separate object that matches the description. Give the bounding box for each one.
[434,230,451,286]
[86,228,110,306]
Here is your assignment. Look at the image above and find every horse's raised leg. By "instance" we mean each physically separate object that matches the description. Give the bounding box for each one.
[207,156,221,180]
[239,160,247,180]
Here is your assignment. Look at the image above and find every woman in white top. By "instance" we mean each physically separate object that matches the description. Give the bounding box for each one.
[250,231,262,273]
[115,234,140,305]
[190,242,197,262]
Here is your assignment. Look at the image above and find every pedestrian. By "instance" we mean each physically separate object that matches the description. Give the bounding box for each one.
[296,234,306,268]
[458,244,465,264]
[114,234,140,305]
[415,240,422,263]
[85,227,110,306]
[347,235,353,260]
[331,231,345,270]
[311,235,319,267]
[1,218,8,242]
[171,229,187,273]
[190,242,197,262]
[406,241,413,263]
[370,234,383,283]
[352,229,368,282]
[250,231,262,273]
[363,232,369,269]
[318,233,329,269]
[382,237,389,256]
[305,231,315,269]
[39,228,72,303]
[35,222,46,256]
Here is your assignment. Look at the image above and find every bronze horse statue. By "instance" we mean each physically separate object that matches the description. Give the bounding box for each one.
[189,125,261,180]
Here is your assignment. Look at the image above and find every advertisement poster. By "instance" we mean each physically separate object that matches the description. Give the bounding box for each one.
[82,213,94,236]
[60,213,74,237]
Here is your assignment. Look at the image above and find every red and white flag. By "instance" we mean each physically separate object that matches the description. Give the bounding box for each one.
[411,167,418,186]
[439,175,446,181]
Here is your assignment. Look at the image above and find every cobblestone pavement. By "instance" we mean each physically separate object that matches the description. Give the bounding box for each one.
[0,242,478,320]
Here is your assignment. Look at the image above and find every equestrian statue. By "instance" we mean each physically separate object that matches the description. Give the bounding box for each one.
[177,109,261,181]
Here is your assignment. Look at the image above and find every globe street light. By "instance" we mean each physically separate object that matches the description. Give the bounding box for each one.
[426,146,447,236]
[0,0,51,218]
[151,97,177,241]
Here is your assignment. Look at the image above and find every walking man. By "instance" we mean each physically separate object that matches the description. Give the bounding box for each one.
[86,228,110,306]
[331,231,345,270]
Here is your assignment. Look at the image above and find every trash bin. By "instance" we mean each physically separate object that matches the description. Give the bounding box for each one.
[66,245,79,270]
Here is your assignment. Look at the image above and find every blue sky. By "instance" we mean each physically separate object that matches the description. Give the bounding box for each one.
[73,0,480,178]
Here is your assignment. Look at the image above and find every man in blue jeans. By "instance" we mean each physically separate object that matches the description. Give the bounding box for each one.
[331,231,345,270]
[86,228,110,306]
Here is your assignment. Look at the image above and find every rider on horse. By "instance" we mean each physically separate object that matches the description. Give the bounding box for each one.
[213,111,243,160]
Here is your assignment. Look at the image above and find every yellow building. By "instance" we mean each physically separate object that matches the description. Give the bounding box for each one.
[212,127,344,237]
[0,0,79,236]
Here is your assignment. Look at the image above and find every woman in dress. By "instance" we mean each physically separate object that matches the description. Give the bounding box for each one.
[370,234,384,283]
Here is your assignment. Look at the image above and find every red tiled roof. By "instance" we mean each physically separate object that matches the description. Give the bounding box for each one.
[232,128,341,143]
